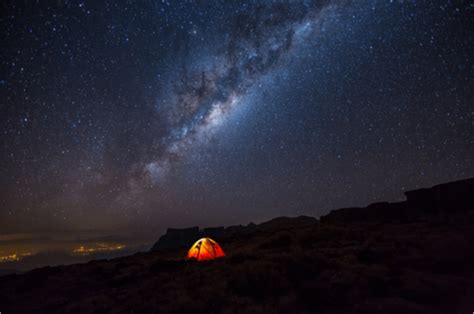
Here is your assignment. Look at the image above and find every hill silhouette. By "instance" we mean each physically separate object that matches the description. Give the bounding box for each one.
[0,178,473,313]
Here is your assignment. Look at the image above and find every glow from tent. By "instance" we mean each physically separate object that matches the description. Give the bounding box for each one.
[186,238,225,261]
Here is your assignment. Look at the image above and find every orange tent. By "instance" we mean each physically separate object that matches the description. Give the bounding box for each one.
[186,237,225,261]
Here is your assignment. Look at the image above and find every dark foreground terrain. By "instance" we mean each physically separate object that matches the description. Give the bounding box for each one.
[1,178,473,314]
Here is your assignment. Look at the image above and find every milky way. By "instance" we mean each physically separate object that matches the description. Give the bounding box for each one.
[138,3,341,188]
[1,1,473,232]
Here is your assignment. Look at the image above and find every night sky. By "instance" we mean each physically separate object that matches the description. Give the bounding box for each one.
[1,0,473,236]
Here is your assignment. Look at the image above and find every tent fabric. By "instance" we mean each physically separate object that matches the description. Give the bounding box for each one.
[186,237,225,261]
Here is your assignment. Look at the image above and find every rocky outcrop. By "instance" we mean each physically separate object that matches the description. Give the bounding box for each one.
[320,202,411,223]
[321,178,474,223]
[151,216,317,251]
[404,178,474,213]
[151,178,474,250]
[150,227,200,251]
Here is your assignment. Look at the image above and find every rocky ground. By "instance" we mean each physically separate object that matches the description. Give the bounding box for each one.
[1,179,473,313]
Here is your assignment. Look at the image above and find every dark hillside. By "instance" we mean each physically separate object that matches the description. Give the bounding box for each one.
[1,178,473,314]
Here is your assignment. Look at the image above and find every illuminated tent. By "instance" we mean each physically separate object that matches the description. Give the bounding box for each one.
[186,237,225,261]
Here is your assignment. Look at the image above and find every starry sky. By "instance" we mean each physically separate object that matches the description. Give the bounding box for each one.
[1,0,473,235]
